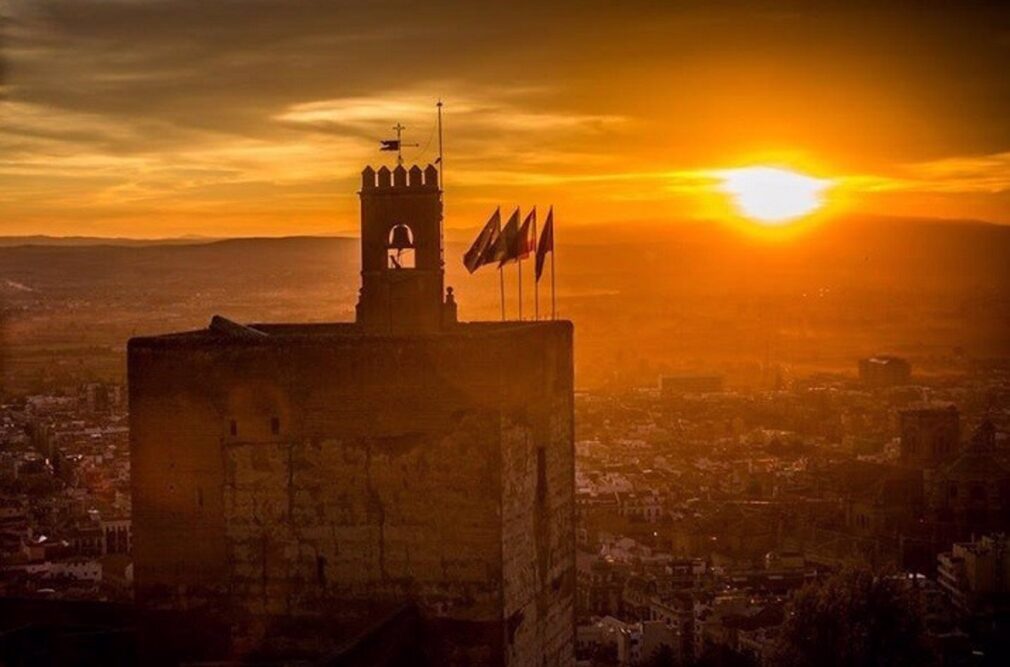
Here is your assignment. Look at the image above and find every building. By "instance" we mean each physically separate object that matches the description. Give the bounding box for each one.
[648,594,695,663]
[129,164,575,665]
[928,421,1010,544]
[576,616,633,664]
[843,462,924,538]
[936,533,1010,667]
[101,515,131,555]
[660,375,724,398]
[937,533,1010,618]
[694,595,783,663]
[858,356,911,387]
[575,616,675,666]
[899,404,960,468]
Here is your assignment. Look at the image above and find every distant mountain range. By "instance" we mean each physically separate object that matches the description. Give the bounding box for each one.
[0,235,219,247]
[1,214,1003,247]
[2,217,1008,388]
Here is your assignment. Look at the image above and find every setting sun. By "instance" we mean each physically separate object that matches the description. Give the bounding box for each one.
[718,166,831,224]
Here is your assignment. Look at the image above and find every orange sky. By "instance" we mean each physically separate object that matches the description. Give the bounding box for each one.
[2,1,1009,237]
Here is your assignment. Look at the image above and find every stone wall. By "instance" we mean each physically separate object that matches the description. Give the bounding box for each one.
[129,322,574,664]
[500,338,576,666]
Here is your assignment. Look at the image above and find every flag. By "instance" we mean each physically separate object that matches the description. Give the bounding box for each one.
[463,208,501,273]
[518,208,536,260]
[380,139,400,151]
[535,206,554,281]
[495,208,522,266]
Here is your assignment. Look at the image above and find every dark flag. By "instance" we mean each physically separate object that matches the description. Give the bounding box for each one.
[463,208,502,273]
[535,207,554,281]
[379,139,400,151]
[496,208,521,266]
[518,208,536,260]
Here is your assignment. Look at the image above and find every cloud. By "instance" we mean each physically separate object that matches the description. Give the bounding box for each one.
[840,153,1010,195]
[275,93,626,162]
[903,153,1010,194]
[2,0,1010,233]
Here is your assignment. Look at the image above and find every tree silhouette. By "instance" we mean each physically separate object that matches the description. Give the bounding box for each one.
[688,644,757,667]
[642,644,676,667]
[770,567,931,667]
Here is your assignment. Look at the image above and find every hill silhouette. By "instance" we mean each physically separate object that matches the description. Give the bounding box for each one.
[1,217,1008,389]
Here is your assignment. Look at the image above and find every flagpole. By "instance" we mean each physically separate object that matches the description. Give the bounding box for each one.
[516,207,523,321]
[437,101,445,282]
[518,255,523,321]
[436,100,444,186]
[533,213,539,321]
[393,123,404,166]
[551,210,557,320]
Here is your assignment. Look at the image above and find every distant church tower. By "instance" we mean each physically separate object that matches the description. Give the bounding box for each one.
[356,164,456,332]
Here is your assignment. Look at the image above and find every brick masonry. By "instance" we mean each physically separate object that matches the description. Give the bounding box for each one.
[129,322,575,665]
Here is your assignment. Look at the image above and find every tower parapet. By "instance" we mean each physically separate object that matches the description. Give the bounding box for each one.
[355,163,454,332]
[361,164,438,190]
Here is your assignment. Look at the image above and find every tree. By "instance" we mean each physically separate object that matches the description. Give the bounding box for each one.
[688,644,757,667]
[769,567,932,667]
[643,644,676,667]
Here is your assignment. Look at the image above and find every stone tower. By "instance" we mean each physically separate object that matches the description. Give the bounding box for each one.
[356,163,455,333]
[129,164,574,666]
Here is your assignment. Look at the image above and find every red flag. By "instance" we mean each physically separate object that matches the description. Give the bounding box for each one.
[535,207,554,281]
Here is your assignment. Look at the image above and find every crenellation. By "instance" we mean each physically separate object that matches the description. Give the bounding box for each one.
[392,164,407,187]
[361,165,376,190]
[424,163,439,188]
[408,164,424,188]
[376,165,391,188]
[359,163,437,192]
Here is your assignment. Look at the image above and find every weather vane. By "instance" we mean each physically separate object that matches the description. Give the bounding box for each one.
[380,123,419,166]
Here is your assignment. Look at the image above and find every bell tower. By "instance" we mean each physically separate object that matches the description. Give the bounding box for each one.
[355,163,456,332]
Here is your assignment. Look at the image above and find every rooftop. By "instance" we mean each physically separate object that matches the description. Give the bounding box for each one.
[130,315,571,349]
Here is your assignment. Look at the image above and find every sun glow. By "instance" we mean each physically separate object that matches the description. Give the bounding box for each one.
[717,166,831,224]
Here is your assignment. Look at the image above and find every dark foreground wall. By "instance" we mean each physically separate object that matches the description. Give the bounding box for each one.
[128,321,574,665]
[0,597,229,667]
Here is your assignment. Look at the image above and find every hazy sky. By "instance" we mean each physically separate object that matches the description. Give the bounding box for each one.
[2,0,1010,236]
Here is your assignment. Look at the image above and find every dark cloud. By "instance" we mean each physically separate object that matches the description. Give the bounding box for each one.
[7,1,1010,154]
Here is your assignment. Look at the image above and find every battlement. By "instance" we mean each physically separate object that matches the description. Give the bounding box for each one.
[129,319,571,347]
[357,162,445,332]
[361,164,439,191]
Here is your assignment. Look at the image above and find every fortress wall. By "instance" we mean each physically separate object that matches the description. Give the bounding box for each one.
[129,322,574,664]
[129,346,231,595]
[499,325,576,666]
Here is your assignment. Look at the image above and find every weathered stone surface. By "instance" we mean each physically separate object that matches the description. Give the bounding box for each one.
[129,322,574,665]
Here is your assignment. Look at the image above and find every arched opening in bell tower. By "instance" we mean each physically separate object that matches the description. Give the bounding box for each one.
[387,223,415,269]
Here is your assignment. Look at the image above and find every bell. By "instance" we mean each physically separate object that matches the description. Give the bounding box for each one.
[388,224,414,251]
